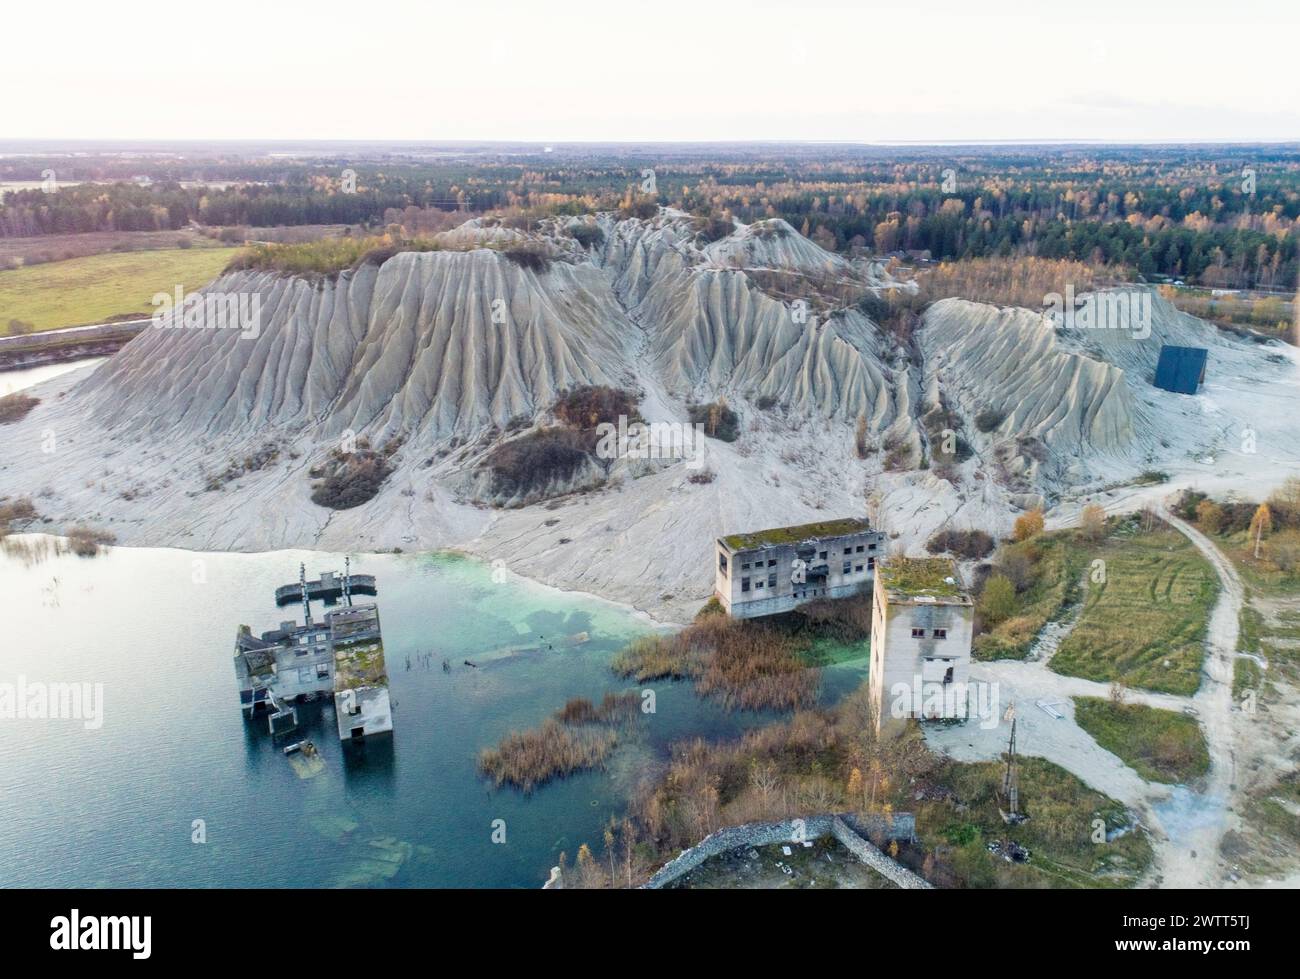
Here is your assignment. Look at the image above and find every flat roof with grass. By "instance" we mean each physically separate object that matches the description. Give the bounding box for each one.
[720,517,871,552]
[877,557,969,603]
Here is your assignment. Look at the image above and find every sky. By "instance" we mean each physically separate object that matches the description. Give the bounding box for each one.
[5,0,1299,144]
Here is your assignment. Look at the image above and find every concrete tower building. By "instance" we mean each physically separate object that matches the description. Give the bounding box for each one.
[868,557,974,736]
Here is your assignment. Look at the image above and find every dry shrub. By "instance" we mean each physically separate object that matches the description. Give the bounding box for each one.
[483,427,592,498]
[631,686,935,856]
[551,386,640,433]
[796,593,873,641]
[611,609,827,712]
[555,692,640,726]
[695,624,816,712]
[478,720,617,794]
[479,691,639,793]
[310,445,395,510]
[65,525,116,557]
[0,496,38,531]
[0,393,39,425]
[687,401,740,442]
[926,528,995,560]
[499,242,553,273]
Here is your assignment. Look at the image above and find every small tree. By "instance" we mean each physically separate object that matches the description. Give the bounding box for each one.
[1269,476,1300,521]
[979,574,1017,625]
[1013,508,1045,542]
[1195,499,1224,535]
[1248,503,1273,559]
[847,767,864,810]
[1080,503,1107,543]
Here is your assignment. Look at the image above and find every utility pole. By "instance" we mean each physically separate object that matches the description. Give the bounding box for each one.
[344,555,352,607]
[1001,701,1024,825]
[299,563,312,627]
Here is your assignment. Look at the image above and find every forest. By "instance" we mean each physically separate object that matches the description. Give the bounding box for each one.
[3,143,1298,289]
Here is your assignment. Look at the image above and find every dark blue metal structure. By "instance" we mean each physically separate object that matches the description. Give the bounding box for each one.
[1154,345,1208,394]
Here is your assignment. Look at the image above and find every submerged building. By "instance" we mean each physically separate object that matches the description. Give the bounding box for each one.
[714,517,886,619]
[234,564,393,741]
[868,557,974,736]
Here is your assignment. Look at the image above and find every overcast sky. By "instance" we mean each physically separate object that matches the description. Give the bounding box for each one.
[6,0,1298,143]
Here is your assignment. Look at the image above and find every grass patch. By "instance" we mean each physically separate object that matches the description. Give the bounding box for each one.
[1248,771,1300,856]
[913,756,1153,888]
[1239,604,1266,653]
[1233,657,1263,702]
[1049,522,1217,695]
[721,517,868,551]
[0,247,239,333]
[877,556,963,597]
[1217,528,1300,597]
[1073,697,1209,784]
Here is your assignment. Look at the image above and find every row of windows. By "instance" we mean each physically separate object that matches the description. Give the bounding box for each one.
[740,558,877,593]
[732,540,879,573]
[741,573,780,592]
[911,628,949,639]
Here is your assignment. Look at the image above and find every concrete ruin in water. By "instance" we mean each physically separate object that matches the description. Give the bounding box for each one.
[234,560,393,741]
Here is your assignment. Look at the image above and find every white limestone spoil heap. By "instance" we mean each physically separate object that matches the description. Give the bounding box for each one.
[3,209,1295,622]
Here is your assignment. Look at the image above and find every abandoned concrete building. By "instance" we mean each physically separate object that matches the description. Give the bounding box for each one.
[714,517,887,619]
[868,557,974,736]
[234,565,393,742]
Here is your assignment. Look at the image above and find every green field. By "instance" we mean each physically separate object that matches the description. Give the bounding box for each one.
[0,247,241,334]
[1073,697,1210,784]
[1049,525,1218,695]
[974,534,1084,661]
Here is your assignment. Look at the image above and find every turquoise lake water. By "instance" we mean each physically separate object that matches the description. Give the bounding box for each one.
[0,540,869,887]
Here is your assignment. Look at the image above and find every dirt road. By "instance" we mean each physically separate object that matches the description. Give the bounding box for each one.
[1151,504,1242,886]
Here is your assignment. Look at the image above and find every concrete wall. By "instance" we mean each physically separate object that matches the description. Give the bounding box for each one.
[640,812,927,889]
[336,686,393,740]
[716,530,885,618]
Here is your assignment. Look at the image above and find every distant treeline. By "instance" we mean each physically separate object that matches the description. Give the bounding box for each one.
[5,147,1300,288]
